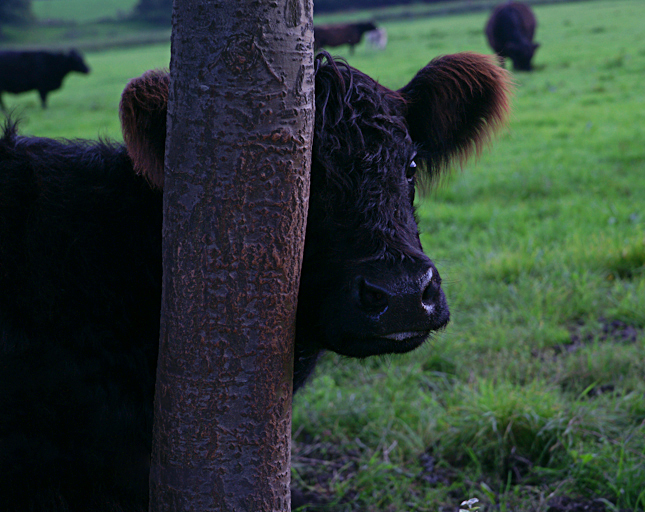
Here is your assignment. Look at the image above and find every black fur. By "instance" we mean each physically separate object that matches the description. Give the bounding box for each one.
[0,122,160,511]
[0,52,511,510]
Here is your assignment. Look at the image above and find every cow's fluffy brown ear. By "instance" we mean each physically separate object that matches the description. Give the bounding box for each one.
[398,52,512,180]
[119,69,169,189]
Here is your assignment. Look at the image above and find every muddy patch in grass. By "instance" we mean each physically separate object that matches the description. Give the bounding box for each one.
[291,439,461,510]
[534,317,640,361]
[561,318,641,354]
[292,438,635,512]
[550,318,642,397]
[417,452,453,487]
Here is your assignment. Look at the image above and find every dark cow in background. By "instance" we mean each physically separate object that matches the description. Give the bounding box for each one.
[314,21,377,54]
[486,1,539,71]
[0,51,511,511]
[0,49,90,109]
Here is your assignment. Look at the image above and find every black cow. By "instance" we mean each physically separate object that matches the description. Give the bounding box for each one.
[0,51,511,511]
[485,1,539,71]
[314,22,377,54]
[0,49,90,109]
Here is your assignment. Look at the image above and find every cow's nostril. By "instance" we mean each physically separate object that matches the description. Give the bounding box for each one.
[356,277,389,313]
[421,275,439,306]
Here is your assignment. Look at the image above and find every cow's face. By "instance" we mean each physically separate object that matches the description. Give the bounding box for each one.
[118,53,511,372]
[298,59,444,359]
[68,50,90,74]
[296,53,511,360]
[507,41,539,71]
[359,22,378,33]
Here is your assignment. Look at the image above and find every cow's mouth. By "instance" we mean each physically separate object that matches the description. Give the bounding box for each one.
[380,330,430,342]
[365,330,431,355]
[326,329,433,358]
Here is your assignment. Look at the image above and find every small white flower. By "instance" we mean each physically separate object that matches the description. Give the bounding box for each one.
[459,497,480,511]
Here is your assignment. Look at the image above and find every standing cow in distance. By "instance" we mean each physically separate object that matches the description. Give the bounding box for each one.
[314,21,377,54]
[0,51,511,511]
[486,1,539,71]
[0,49,90,109]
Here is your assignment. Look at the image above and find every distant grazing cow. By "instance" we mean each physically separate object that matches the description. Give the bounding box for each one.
[314,21,377,54]
[0,51,511,511]
[486,1,539,71]
[0,49,90,109]
[366,27,388,50]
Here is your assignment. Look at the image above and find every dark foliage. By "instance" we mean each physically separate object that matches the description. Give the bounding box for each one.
[131,0,172,23]
[0,0,32,25]
[0,52,511,510]
[131,0,467,21]
[315,0,451,14]
[0,50,90,109]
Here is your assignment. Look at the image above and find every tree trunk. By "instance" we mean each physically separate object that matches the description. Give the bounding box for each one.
[149,1,314,510]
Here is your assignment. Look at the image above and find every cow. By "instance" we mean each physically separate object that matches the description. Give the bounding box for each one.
[0,49,90,109]
[485,1,539,71]
[0,51,511,511]
[314,21,377,54]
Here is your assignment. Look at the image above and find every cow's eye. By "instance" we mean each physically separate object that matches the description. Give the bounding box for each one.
[406,159,417,180]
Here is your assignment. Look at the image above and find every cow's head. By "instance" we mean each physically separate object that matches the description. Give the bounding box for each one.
[507,41,539,71]
[358,21,378,33]
[119,52,511,387]
[67,49,90,74]
[297,52,511,365]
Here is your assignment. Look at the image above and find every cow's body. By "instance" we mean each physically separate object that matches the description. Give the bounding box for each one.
[485,1,539,71]
[314,22,377,54]
[0,50,90,109]
[0,132,160,511]
[0,52,511,511]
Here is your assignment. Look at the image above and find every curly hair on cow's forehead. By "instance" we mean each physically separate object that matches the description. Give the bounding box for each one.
[310,52,422,260]
[312,52,411,182]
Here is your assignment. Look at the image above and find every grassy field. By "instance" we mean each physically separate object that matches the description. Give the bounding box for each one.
[32,0,137,22]
[2,1,644,511]
[0,44,170,138]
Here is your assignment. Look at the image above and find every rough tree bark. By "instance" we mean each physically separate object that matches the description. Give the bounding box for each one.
[149,1,314,511]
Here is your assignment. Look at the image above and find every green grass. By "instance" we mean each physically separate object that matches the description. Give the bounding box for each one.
[295,1,645,509]
[2,44,170,139]
[2,0,168,52]
[32,0,138,23]
[0,21,171,53]
[3,0,645,510]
